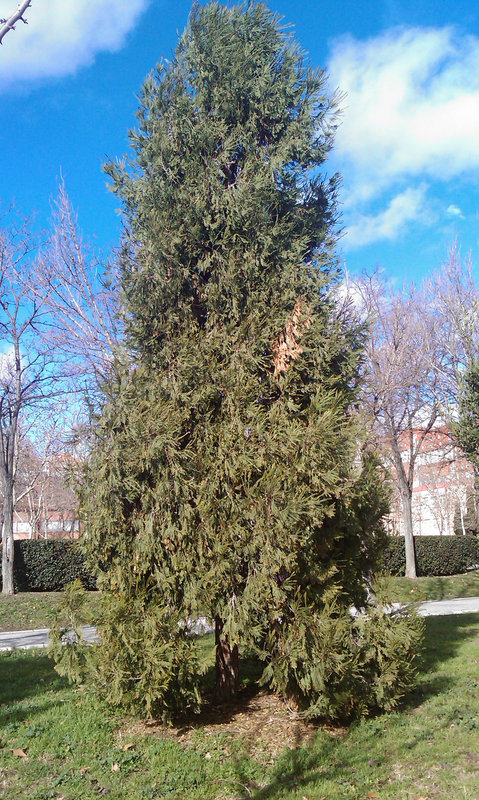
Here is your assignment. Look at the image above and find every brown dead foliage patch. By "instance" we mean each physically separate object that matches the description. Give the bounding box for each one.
[272,301,311,376]
[117,689,345,763]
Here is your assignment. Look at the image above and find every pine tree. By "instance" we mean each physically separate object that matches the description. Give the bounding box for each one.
[78,2,418,720]
[454,360,479,535]
[454,360,479,478]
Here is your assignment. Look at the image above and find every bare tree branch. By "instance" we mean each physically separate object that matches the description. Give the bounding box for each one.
[32,181,123,391]
[426,244,479,401]
[0,1,32,45]
[0,192,121,592]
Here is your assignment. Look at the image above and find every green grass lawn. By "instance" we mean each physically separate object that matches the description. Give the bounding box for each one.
[0,592,102,633]
[387,569,479,604]
[1,614,479,799]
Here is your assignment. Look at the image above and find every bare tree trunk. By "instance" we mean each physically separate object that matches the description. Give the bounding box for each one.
[1,473,14,594]
[214,615,239,703]
[400,485,417,579]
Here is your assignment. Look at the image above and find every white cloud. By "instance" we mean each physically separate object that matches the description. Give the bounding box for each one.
[446,203,465,219]
[328,26,479,205]
[344,186,429,249]
[0,0,151,88]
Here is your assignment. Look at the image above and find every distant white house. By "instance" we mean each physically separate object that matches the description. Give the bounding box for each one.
[388,426,476,536]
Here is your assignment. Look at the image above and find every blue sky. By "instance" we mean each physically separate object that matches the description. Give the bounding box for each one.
[2,0,479,284]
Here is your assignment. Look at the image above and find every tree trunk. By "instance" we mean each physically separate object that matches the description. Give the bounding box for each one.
[400,486,417,579]
[2,475,15,595]
[214,615,239,703]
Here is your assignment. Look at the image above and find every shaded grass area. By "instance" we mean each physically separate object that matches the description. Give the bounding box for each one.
[0,591,102,633]
[1,614,479,798]
[387,569,479,604]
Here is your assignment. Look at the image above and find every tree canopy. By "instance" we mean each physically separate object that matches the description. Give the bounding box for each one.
[76,1,420,720]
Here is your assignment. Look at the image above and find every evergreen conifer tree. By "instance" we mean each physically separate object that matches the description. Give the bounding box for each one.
[78,2,419,720]
[454,360,479,478]
[454,360,479,535]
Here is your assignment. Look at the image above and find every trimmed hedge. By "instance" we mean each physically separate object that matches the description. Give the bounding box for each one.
[383,535,479,577]
[0,540,96,592]
[4,536,477,590]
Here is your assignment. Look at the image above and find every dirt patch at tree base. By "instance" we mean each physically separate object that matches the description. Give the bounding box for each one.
[118,689,347,762]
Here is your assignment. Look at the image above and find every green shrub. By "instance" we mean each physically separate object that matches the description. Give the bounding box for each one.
[49,580,202,722]
[0,540,96,592]
[383,535,479,577]
[260,583,423,720]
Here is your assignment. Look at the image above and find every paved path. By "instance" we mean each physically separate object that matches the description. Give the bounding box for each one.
[1,600,479,652]
[0,625,99,652]
[416,596,479,617]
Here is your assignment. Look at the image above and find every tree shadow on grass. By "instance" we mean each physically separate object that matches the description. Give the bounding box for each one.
[0,651,69,727]
[419,612,479,672]
[395,611,479,722]
[242,715,463,800]
[226,613,479,799]
[418,576,450,600]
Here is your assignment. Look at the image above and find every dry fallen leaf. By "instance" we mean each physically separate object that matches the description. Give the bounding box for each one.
[79,766,89,774]
[13,748,28,758]
[111,763,120,772]
[122,743,134,751]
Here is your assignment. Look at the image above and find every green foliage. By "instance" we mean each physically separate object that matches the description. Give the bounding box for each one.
[453,359,479,477]
[49,580,202,721]
[259,582,423,720]
[48,579,91,684]
[90,589,202,721]
[0,540,96,592]
[78,2,418,721]
[383,535,479,576]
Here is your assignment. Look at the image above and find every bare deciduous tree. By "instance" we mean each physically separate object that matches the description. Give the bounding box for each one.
[427,245,479,401]
[36,182,122,390]
[0,214,57,594]
[11,410,80,540]
[351,273,446,578]
[0,1,32,46]
[0,190,121,593]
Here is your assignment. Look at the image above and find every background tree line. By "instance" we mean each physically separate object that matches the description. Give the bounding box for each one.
[0,187,120,593]
[3,200,478,591]
[346,252,479,577]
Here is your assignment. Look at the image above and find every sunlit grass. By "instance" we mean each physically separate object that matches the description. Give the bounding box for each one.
[387,569,479,604]
[0,591,101,633]
[1,613,479,799]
